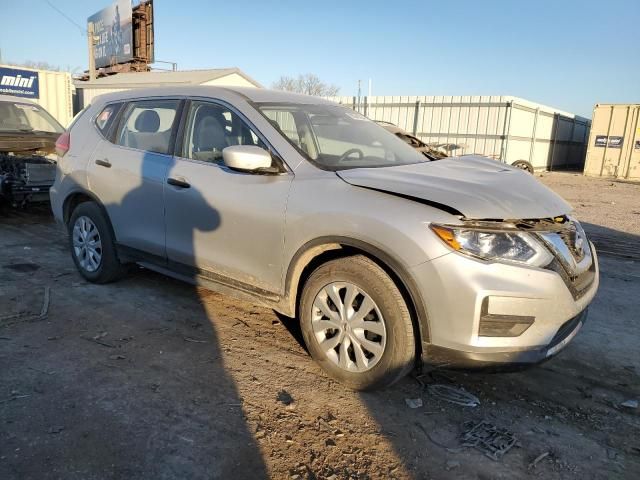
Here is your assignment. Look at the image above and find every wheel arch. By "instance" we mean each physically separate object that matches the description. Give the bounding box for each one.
[62,189,120,252]
[63,188,104,225]
[284,236,431,354]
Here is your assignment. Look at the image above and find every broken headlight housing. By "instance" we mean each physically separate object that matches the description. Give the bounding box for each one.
[430,224,553,267]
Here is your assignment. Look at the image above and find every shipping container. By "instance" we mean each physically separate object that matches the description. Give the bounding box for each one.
[326,95,591,172]
[0,64,73,127]
[583,104,640,180]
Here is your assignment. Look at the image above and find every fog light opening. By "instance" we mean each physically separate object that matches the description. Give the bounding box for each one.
[479,297,535,337]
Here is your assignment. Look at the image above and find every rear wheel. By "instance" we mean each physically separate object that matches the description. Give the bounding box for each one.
[68,201,127,283]
[299,255,415,390]
[512,160,534,173]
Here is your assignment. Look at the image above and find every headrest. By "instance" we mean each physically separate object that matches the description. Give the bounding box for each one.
[135,110,160,133]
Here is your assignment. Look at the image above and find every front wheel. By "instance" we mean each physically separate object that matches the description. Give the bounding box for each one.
[299,255,416,390]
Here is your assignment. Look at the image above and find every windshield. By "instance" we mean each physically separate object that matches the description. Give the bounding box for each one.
[0,101,64,134]
[256,103,431,170]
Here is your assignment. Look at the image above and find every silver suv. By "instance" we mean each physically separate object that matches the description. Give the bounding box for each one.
[50,87,599,390]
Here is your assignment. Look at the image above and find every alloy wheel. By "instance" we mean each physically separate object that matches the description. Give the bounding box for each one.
[311,282,387,372]
[72,216,103,272]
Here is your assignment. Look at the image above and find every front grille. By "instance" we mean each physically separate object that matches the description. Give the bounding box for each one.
[556,226,586,263]
[545,246,596,300]
[537,219,595,300]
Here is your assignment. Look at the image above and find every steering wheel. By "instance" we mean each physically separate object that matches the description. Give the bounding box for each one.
[338,148,364,163]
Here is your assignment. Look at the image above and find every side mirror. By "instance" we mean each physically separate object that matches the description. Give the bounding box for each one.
[222,145,277,173]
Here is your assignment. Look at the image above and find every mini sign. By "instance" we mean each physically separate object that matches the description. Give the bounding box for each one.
[594,135,607,147]
[0,66,40,99]
[608,136,624,148]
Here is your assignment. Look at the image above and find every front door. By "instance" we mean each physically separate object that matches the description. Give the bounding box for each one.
[164,100,293,295]
[87,99,181,257]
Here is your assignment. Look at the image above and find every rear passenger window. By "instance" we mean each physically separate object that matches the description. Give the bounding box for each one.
[116,100,180,154]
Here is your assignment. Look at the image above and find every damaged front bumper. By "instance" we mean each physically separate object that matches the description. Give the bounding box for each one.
[423,308,588,369]
[412,235,599,369]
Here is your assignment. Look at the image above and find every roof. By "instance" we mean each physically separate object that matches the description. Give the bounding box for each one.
[74,68,262,89]
[91,85,338,106]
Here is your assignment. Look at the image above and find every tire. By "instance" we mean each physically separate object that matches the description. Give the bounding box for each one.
[299,255,415,390]
[512,160,534,173]
[68,201,127,283]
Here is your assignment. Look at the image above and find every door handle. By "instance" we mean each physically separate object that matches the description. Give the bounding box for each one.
[95,159,111,168]
[167,177,191,189]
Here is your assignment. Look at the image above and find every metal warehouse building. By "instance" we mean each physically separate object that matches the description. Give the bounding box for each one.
[73,68,262,112]
[328,95,591,172]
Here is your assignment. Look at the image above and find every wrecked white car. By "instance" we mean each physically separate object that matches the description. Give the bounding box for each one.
[0,94,63,207]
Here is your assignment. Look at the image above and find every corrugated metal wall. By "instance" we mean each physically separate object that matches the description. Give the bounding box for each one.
[0,64,73,127]
[326,95,590,171]
[583,104,640,180]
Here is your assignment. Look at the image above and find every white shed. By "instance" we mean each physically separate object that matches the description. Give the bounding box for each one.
[74,68,262,112]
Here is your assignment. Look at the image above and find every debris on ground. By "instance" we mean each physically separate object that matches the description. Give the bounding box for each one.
[528,451,550,470]
[620,399,638,409]
[427,384,480,407]
[276,390,294,405]
[0,391,31,403]
[183,336,208,344]
[405,397,423,409]
[414,423,466,454]
[38,286,50,319]
[0,286,50,324]
[83,332,115,348]
[445,459,460,470]
[461,421,517,461]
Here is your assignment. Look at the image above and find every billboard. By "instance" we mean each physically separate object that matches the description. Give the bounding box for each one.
[88,0,133,69]
[0,66,40,99]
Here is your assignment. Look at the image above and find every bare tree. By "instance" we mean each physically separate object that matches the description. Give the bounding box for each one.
[272,73,340,96]
[9,60,62,71]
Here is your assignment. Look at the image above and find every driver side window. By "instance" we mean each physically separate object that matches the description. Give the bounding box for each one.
[183,101,266,164]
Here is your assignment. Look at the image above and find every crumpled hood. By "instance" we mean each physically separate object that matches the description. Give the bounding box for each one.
[337,155,572,219]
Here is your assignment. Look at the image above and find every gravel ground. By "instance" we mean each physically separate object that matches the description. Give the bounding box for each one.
[1,175,639,480]
[538,172,640,236]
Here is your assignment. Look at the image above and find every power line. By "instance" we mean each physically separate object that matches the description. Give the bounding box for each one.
[42,0,86,35]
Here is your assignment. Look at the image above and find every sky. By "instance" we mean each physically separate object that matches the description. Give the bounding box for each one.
[1,0,639,117]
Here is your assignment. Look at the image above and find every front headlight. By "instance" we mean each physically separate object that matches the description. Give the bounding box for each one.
[430,224,553,267]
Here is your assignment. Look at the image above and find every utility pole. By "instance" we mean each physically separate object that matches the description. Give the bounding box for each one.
[87,22,96,81]
[357,79,361,113]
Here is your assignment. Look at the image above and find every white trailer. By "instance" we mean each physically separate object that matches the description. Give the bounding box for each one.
[327,95,591,172]
[0,64,73,127]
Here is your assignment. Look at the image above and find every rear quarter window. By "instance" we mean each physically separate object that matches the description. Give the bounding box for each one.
[94,103,122,137]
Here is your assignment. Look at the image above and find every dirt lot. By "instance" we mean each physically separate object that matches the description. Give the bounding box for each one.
[1,173,639,480]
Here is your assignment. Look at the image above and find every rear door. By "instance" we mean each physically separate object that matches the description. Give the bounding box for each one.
[86,98,182,258]
[164,99,293,295]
